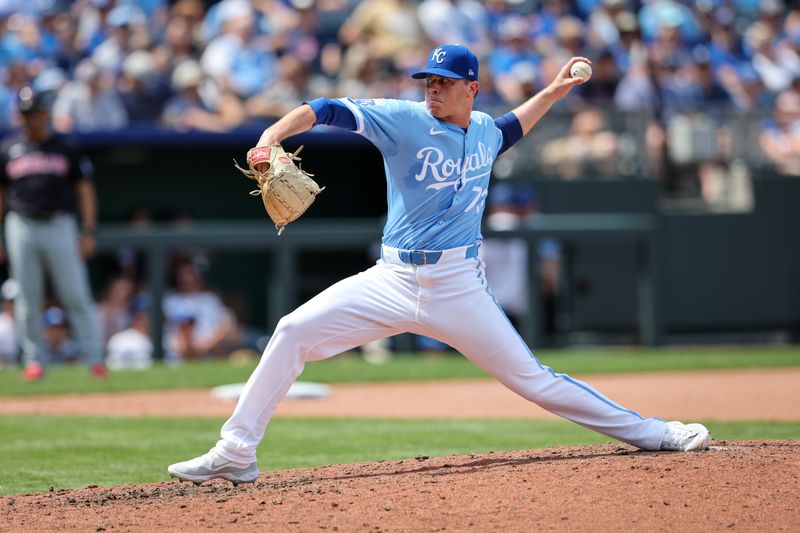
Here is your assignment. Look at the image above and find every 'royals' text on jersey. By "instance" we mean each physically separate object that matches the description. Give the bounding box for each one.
[340,98,503,251]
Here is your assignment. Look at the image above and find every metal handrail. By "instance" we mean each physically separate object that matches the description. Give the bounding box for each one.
[95,215,658,358]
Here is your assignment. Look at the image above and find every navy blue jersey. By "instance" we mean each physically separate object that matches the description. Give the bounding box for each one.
[0,133,92,216]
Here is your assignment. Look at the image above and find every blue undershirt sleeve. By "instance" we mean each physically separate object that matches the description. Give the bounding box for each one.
[494,112,524,155]
[306,98,357,130]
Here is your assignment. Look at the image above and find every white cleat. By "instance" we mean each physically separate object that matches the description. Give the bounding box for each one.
[660,421,711,451]
[168,449,259,485]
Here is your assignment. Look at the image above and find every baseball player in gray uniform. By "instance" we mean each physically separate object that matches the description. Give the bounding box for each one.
[0,87,105,381]
[169,45,710,485]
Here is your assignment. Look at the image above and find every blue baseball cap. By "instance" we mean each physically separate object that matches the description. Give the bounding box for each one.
[43,306,67,327]
[129,293,150,315]
[412,44,479,81]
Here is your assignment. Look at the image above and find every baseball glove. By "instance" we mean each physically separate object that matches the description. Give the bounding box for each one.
[234,144,324,235]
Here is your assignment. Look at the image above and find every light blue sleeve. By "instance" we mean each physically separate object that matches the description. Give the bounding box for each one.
[337,98,417,156]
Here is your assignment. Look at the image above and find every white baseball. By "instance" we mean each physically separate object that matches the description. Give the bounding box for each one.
[570,61,592,80]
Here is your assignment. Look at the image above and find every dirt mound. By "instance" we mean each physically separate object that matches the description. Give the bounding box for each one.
[4,441,798,532]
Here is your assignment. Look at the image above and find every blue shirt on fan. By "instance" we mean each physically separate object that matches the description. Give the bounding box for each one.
[308,97,522,251]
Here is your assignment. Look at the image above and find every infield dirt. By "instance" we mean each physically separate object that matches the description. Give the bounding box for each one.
[3,441,798,531]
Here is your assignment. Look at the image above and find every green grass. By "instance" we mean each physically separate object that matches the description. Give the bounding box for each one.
[1,346,797,496]
[1,345,799,397]
[0,415,798,496]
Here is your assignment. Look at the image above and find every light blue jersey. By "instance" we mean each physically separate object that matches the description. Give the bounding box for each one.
[339,98,504,251]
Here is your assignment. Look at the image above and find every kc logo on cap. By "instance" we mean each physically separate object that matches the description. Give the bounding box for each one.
[412,44,479,81]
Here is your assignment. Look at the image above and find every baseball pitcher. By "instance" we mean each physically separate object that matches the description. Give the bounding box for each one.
[169,45,710,485]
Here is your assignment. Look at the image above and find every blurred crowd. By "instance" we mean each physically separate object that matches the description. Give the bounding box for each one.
[0,0,796,191]
[0,250,255,371]
[0,0,795,127]
[0,0,796,181]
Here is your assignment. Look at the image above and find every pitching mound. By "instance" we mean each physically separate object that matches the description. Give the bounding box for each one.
[4,441,798,531]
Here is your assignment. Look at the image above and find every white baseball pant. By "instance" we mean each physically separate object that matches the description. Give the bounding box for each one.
[215,243,667,462]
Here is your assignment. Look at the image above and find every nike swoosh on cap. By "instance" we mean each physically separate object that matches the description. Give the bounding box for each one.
[429,127,446,136]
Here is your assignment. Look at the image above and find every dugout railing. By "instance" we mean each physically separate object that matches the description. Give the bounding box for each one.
[95,214,659,360]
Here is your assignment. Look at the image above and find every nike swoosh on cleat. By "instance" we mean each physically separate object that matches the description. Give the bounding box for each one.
[429,128,446,136]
